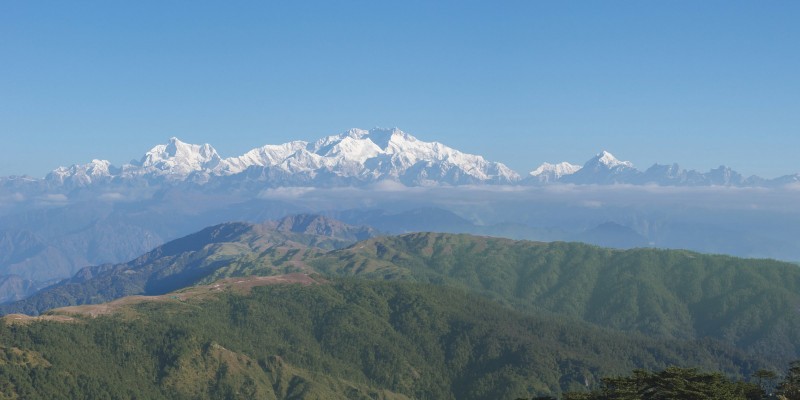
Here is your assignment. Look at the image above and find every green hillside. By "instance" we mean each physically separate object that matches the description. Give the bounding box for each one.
[5,227,799,371]
[0,277,768,399]
[311,233,800,364]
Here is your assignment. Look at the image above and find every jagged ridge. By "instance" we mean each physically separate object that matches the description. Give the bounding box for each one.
[22,132,800,188]
[46,128,520,188]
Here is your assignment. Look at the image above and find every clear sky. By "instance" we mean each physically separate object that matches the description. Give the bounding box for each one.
[1,1,798,178]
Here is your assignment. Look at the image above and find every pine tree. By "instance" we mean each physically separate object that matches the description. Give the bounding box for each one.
[779,361,800,400]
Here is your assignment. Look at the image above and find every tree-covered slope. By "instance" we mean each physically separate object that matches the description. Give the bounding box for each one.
[0,277,768,399]
[310,233,800,364]
[7,226,800,368]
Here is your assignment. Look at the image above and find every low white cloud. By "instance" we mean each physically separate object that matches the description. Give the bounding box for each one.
[247,182,800,214]
[784,182,800,191]
[581,200,603,208]
[35,193,69,205]
[98,192,126,202]
[368,180,412,192]
[0,192,25,204]
[258,186,317,199]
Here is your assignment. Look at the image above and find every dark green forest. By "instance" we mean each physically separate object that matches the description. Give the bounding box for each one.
[554,362,800,400]
[0,279,788,399]
[312,233,800,365]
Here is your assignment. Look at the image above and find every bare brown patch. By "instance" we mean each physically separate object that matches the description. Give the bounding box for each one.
[54,295,174,317]
[3,313,77,325]
[23,273,321,320]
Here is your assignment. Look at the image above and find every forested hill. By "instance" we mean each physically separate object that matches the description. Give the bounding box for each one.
[5,227,800,366]
[0,277,770,399]
[311,233,800,364]
[5,219,800,365]
[0,215,375,316]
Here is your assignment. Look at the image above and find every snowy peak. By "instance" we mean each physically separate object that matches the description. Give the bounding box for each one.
[310,128,412,158]
[530,162,582,177]
[134,137,223,177]
[223,141,309,174]
[560,150,640,185]
[312,130,383,163]
[140,137,221,168]
[529,162,582,183]
[46,159,115,187]
[589,151,634,169]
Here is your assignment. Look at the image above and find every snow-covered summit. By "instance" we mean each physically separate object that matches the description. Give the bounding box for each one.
[560,150,639,184]
[591,151,634,169]
[529,162,582,183]
[309,128,385,163]
[131,137,223,178]
[222,141,309,174]
[307,128,454,162]
[46,159,115,187]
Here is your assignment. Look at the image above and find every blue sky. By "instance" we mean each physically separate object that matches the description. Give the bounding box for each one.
[1,1,798,178]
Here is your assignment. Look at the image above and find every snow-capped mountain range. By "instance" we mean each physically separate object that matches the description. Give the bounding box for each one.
[44,128,520,188]
[8,128,800,190]
[529,150,797,187]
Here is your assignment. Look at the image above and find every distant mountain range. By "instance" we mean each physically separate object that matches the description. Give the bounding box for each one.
[528,150,800,187]
[2,128,798,190]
